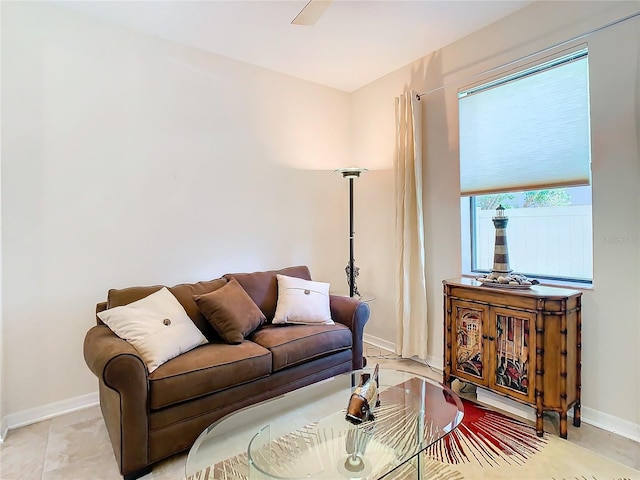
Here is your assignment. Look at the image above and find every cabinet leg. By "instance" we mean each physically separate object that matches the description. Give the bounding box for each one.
[573,403,581,427]
[535,411,544,437]
[559,412,568,439]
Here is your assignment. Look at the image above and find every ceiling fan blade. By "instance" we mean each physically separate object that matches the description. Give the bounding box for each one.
[291,0,333,26]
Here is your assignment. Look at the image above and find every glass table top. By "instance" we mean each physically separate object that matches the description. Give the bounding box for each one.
[186,367,464,479]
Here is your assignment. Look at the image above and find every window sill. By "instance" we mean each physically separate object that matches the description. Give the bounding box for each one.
[460,273,593,291]
[534,277,593,290]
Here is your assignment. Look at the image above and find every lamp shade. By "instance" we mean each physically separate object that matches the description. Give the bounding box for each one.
[335,167,368,178]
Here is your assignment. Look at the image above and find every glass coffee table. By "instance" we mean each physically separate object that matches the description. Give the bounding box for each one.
[186,367,464,479]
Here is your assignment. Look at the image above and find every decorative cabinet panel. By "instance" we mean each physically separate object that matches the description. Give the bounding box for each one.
[451,300,489,386]
[490,307,535,405]
[444,278,582,439]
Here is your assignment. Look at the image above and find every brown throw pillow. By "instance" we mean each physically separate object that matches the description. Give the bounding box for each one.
[193,278,266,344]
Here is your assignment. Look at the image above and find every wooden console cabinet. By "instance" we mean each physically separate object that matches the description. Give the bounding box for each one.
[443,278,582,438]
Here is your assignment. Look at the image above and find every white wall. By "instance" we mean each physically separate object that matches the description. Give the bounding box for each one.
[1,2,351,419]
[352,1,640,436]
[0,0,5,441]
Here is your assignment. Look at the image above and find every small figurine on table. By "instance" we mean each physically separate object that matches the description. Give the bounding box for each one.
[345,364,379,424]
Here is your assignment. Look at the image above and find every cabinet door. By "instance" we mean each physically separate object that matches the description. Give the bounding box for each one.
[489,307,536,404]
[451,300,489,386]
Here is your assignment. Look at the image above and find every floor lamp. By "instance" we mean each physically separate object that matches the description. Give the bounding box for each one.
[335,168,368,298]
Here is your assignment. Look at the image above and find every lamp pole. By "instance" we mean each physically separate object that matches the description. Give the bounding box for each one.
[348,174,355,297]
[336,168,367,298]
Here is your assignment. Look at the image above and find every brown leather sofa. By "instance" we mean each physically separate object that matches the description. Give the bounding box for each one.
[83,266,370,480]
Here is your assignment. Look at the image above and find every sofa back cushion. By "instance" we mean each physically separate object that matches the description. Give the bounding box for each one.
[107,285,163,309]
[193,278,266,344]
[106,278,228,339]
[224,266,311,321]
[98,287,208,373]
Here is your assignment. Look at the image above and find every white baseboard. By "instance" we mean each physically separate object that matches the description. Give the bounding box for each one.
[476,388,537,422]
[424,355,444,373]
[474,387,640,443]
[363,333,396,354]
[580,405,640,443]
[4,392,99,434]
[0,415,8,442]
[363,333,443,373]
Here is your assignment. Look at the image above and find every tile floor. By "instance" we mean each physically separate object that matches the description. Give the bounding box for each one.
[1,345,638,480]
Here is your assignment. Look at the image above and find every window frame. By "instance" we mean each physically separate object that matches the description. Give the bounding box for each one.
[462,194,593,285]
[458,48,593,286]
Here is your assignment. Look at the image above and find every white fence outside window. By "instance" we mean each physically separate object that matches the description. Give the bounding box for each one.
[475,206,593,280]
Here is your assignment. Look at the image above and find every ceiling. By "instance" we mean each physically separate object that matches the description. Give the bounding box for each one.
[56,0,534,92]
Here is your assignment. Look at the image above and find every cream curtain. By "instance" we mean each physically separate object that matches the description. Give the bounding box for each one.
[394,91,428,359]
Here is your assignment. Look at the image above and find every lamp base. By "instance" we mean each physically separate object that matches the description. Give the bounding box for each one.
[345,263,361,298]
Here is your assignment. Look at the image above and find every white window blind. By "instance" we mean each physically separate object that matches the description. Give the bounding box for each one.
[459,50,591,196]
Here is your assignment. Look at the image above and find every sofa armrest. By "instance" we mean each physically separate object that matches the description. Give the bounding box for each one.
[329,295,370,369]
[84,325,150,477]
[84,325,143,377]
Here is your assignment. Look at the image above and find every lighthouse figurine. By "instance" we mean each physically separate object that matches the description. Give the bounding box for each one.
[476,205,539,287]
[492,205,512,275]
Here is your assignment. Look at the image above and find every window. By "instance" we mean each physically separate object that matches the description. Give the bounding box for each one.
[459,49,593,283]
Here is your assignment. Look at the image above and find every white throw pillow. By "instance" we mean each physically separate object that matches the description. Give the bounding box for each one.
[97,287,208,373]
[272,274,334,325]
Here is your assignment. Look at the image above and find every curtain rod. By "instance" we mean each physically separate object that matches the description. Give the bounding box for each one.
[416,10,640,101]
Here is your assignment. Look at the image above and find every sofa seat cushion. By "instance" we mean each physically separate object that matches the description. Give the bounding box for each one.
[250,323,352,372]
[148,341,271,410]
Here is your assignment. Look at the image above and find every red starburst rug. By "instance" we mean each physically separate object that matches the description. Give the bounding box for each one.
[427,399,548,468]
[422,399,638,480]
